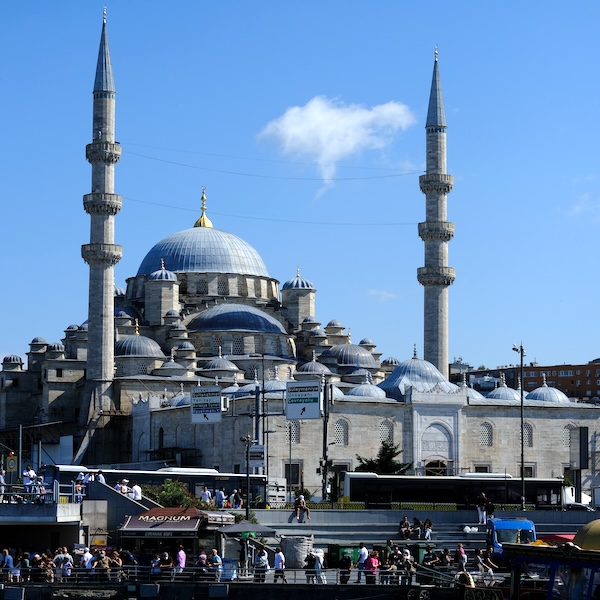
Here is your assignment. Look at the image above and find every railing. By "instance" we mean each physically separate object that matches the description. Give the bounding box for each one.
[5,564,481,586]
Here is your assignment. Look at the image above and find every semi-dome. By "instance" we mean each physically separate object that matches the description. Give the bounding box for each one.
[379,352,459,399]
[137,227,269,277]
[320,343,378,369]
[527,378,570,403]
[188,304,286,335]
[115,335,165,358]
[282,269,315,290]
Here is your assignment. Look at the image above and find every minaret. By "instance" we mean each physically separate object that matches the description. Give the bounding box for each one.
[417,49,455,379]
[81,9,122,415]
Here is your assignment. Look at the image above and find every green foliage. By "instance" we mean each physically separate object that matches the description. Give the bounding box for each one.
[355,441,412,475]
[142,479,206,509]
[295,487,313,502]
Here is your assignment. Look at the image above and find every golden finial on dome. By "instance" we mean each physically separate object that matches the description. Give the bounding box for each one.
[134,319,140,336]
[160,258,165,270]
[194,186,214,228]
[346,329,351,344]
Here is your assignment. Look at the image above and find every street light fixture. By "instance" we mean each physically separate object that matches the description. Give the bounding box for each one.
[512,343,526,511]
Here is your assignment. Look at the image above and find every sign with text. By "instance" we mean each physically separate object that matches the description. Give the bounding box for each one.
[285,380,322,419]
[190,386,222,423]
[248,444,265,469]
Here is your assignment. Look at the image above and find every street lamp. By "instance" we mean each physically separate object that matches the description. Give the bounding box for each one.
[512,343,526,510]
[240,434,257,520]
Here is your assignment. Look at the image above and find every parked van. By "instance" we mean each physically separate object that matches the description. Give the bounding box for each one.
[487,517,536,564]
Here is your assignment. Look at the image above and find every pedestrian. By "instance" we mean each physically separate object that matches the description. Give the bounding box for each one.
[476,492,488,524]
[96,470,106,484]
[214,487,225,508]
[130,481,142,501]
[339,551,353,584]
[0,469,6,502]
[355,542,368,583]
[253,547,269,583]
[175,544,186,575]
[209,548,222,581]
[22,465,36,497]
[200,485,212,505]
[454,543,467,569]
[364,550,379,584]
[273,546,287,583]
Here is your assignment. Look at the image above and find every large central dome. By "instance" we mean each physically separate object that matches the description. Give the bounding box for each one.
[137,227,269,277]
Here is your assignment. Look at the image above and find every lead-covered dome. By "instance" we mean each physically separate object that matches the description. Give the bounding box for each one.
[282,269,315,290]
[527,379,570,403]
[115,335,165,357]
[320,343,378,369]
[379,352,459,399]
[188,304,286,334]
[137,227,269,277]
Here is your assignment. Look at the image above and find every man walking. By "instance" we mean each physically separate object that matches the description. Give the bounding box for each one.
[355,542,368,583]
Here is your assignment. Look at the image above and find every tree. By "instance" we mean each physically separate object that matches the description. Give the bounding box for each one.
[355,441,412,474]
[143,479,200,508]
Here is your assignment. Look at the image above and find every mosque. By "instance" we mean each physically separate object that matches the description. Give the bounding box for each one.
[1,14,599,500]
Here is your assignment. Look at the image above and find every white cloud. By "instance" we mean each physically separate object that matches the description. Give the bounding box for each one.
[259,96,416,183]
[368,289,399,303]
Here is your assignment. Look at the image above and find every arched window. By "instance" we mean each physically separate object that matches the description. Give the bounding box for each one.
[334,419,349,446]
[523,423,533,447]
[379,421,393,444]
[479,422,493,447]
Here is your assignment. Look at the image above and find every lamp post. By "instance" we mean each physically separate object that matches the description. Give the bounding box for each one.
[240,434,256,520]
[512,343,526,510]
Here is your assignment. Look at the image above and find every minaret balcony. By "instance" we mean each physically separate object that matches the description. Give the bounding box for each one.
[418,221,454,242]
[417,266,456,287]
[86,142,121,165]
[419,173,454,195]
[81,243,123,266]
[83,193,122,216]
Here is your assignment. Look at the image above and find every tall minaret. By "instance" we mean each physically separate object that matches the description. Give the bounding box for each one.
[81,9,122,416]
[417,49,455,379]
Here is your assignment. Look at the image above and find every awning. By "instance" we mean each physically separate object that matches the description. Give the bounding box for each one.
[119,507,235,538]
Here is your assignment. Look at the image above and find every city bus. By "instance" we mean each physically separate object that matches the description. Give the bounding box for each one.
[338,471,568,509]
[38,465,269,508]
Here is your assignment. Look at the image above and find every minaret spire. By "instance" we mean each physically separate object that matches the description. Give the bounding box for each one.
[417,49,455,378]
[79,9,122,441]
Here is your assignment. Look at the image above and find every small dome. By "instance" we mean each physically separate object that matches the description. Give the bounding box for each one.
[321,343,378,369]
[359,338,375,346]
[379,352,458,399]
[308,328,326,337]
[114,285,126,296]
[170,322,187,331]
[79,321,89,331]
[114,306,141,321]
[302,316,318,324]
[148,264,178,282]
[157,358,185,370]
[31,337,47,345]
[174,395,191,407]
[188,304,286,335]
[115,335,165,358]
[346,382,387,399]
[527,379,570,403]
[264,378,287,393]
[222,382,240,395]
[282,270,315,290]
[459,378,486,400]
[47,343,65,353]
[326,320,343,328]
[297,360,331,375]
[382,356,401,366]
[486,375,521,401]
[2,355,22,364]
[115,311,131,319]
[177,341,195,351]
[65,324,79,331]
[202,356,239,372]
[165,309,180,318]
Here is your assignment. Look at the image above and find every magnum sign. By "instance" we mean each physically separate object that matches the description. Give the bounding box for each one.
[285,380,322,420]
[191,386,222,423]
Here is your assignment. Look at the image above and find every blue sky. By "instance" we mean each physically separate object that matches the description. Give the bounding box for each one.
[1,2,599,372]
